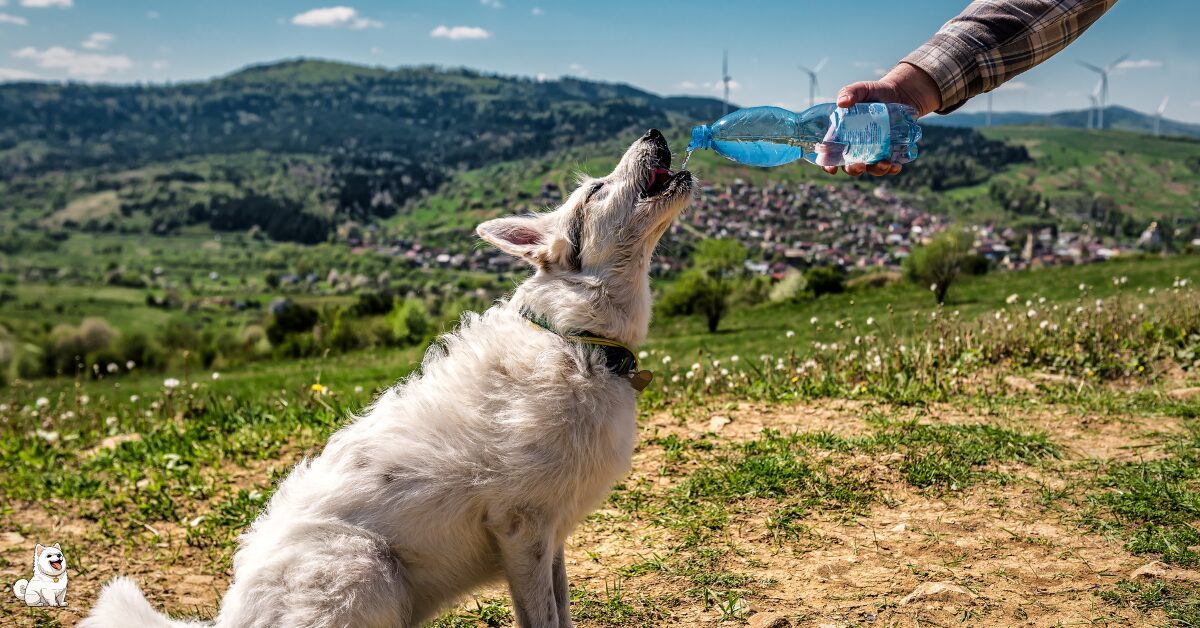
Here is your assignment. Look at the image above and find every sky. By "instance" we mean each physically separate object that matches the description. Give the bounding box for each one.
[1,0,1198,123]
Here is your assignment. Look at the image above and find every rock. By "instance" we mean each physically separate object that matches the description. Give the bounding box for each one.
[1130,561,1200,582]
[748,613,791,628]
[1130,561,1169,579]
[900,581,977,606]
[708,415,731,432]
[100,433,142,450]
[890,523,908,533]
[1168,387,1200,401]
[1,531,26,547]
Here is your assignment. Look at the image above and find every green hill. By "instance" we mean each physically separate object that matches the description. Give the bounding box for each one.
[0,59,725,242]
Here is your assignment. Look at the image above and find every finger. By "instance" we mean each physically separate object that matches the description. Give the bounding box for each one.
[845,163,867,177]
[836,83,872,108]
[866,162,892,176]
[822,166,839,175]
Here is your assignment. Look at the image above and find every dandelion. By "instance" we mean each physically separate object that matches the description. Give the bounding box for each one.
[1038,297,1046,304]
[36,397,49,408]
[1078,283,1087,291]
[0,404,7,412]
[661,355,672,365]
[712,360,721,368]
[704,377,713,386]
[163,378,181,389]
[212,372,221,381]
[865,317,874,326]
[670,375,680,383]
[1006,294,1019,304]
[310,383,329,395]
[80,395,89,405]
[637,351,648,360]
[730,355,740,363]
[126,360,136,370]
[685,371,695,379]
[1149,287,1157,295]
[720,368,729,376]
[785,330,795,338]
[106,362,119,373]
[1039,320,1049,330]
[105,416,118,426]
[62,411,75,420]
[810,316,819,325]
[129,394,139,403]
[929,283,938,293]
[1075,306,1084,314]
[691,363,701,371]
[1027,309,1037,318]
[354,385,364,393]
[36,429,60,444]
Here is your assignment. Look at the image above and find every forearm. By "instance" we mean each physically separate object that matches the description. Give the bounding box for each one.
[900,0,1118,114]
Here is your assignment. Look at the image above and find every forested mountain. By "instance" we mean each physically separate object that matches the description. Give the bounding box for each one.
[0,59,725,242]
[933,105,1200,139]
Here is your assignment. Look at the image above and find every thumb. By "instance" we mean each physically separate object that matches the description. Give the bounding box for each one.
[837,81,888,108]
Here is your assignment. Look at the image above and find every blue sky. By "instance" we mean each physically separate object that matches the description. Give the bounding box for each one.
[1,0,1198,122]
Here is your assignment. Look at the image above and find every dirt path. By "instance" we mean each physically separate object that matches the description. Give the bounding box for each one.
[2,399,1192,626]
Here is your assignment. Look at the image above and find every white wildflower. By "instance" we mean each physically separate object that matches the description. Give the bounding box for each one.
[661,355,672,365]
[130,394,139,403]
[106,362,119,373]
[1006,294,1019,304]
[36,397,49,408]
[163,378,181,389]
[810,316,819,325]
[865,317,874,326]
[1027,309,1037,318]
[637,351,648,360]
[211,372,221,381]
[785,330,795,338]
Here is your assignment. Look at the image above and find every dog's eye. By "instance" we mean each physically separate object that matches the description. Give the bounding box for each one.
[584,182,604,203]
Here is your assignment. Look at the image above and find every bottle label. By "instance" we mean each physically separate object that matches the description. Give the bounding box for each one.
[836,103,890,164]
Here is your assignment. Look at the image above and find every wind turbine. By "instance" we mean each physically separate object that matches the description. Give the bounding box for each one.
[1155,95,1169,136]
[1086,93,1098,129]
[722,50,732,116]
[797,56,828,107]
[1078,53,1128,130]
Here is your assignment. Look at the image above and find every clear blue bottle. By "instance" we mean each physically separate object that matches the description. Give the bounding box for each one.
[687,103,921,168]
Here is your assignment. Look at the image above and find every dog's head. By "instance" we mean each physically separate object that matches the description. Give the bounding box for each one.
[34,543,66,577]
[478,129,693,345]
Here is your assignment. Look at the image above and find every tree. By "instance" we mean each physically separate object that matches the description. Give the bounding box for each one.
[904,229,974,305]
[660,239,747,333]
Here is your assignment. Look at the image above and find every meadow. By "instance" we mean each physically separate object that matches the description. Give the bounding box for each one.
[2,253,1198,626]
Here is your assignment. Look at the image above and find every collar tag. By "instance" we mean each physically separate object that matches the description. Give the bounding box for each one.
[628,370,654,391]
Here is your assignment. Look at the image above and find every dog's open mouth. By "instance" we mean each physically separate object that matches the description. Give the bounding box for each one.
[50,559,62,570]
[641,129,684,199]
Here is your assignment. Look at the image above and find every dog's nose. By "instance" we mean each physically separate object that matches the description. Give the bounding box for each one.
[643,129,664,142]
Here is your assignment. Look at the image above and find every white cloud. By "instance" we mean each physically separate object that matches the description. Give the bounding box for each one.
[0,67,37,80]
[20,0,71,7]
[430,25,490,40]
[1115,58,1162,71]
[151,59,168,70]
[0,12,26,25]
[678,79,741,93]
[13,46,132,78]
[370,46,382,55]
[291,6,381,30]
[566,63,588,77]
[995,80,1031,92]
[535,72,548,82]
[480,0,502,8]
[147,10,159,19]
[531,7,544,15]
[81,32,114,50]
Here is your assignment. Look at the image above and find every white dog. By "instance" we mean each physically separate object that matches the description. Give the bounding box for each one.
[81,129,693,628]
[13,542,68,607]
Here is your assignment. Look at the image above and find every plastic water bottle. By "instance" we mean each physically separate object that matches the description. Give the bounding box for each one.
[687,103,921,168]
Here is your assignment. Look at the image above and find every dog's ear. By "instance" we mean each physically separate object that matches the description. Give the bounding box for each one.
[52,543,60,551]
[35,544,44,556]
[476,216,569,269]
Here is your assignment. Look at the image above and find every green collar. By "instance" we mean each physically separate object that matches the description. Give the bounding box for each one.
[520,307,653,391]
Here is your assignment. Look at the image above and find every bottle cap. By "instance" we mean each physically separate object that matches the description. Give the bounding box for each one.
[688,125,713,152]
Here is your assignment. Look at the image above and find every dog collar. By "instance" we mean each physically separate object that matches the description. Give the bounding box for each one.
[520,308,653,391]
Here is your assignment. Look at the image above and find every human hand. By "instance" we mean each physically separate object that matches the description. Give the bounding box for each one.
[824,63,941,177]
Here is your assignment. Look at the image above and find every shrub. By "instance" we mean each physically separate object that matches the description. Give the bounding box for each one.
[804,266,845,298]
[266,302,319,345]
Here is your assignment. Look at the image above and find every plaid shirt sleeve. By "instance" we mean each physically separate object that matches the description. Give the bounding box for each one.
[901,0,1118,114]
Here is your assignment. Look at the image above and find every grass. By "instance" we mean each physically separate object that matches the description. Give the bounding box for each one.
[1098,579,1200,626]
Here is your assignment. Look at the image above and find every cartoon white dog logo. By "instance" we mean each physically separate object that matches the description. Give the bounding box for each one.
[12,543,68,607]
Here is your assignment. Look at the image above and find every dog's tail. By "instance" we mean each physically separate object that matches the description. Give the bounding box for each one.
[12,578,28,599]
[79,577,212,628]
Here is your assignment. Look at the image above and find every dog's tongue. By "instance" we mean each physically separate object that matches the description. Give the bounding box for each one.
[647,167,671,194]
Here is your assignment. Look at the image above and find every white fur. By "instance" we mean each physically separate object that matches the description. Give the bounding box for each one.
[12,542,68,607]
[81,131,693,628]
